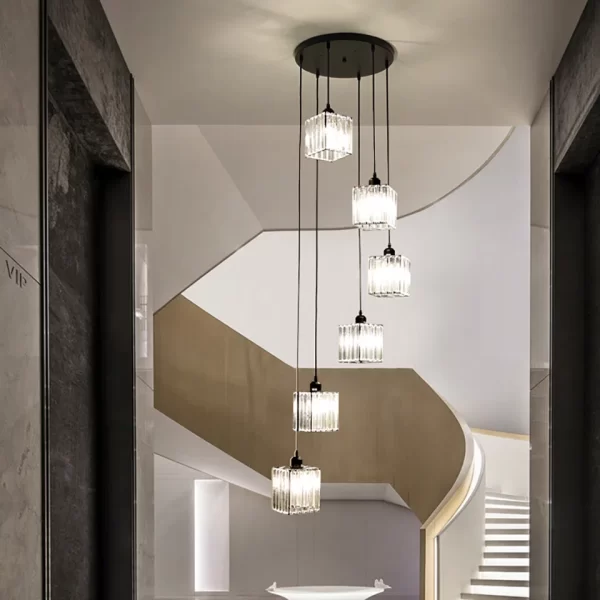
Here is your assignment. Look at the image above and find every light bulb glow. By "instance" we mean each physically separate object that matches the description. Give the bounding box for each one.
[352,184,397,230]
[305,110,352,162]
[271,465,321,514]
[338,322,383,363]
[293,391,339,432]
[368,255,411,297]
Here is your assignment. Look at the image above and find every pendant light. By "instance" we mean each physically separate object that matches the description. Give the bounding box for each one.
[272,57,321,515]
[339,73,383,364]
[352,46,397,230]
[294,73,339,433]
[304,41,352,162]
[368,60,412,298]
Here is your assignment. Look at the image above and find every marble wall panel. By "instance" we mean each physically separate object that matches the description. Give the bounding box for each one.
[135,89,155,600]
[0,0,40,278]
[0,1,41,600]
[48,95,99,600]
[0,248,41,600]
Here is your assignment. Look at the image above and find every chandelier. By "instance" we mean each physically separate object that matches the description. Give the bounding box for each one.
[340,76,383,363]
[367,61,411,298]
[271,56,321,515]
[293,72,339,433]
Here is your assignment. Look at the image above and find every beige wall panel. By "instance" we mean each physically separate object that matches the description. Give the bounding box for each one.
[156,296,465,524]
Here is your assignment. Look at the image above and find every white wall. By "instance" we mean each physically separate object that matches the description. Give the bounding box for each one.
[194,480,229,592]
[155,465,196,597]
[155,461,420,600]
[184,127,530,434]
[228,487,420,599]
[152,125,262,310]
[474,432,529,498]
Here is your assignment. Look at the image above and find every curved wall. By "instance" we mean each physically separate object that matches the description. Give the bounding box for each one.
[184,127,530,434]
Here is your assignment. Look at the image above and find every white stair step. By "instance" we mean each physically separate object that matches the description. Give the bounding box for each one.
[471,579,528,588]
[486,525,530,532]
[468,584,529,597]
[477,570,529,581]
[486,506,529,515]
[482,557,529,567]
[486,503,530,511]
[486,540,528,548]
[462,593,524,600]
[486,514,530,521]
[485,494,529,505]
[480,566,529,574]
[484,552,530,560]
[485,534,529,542]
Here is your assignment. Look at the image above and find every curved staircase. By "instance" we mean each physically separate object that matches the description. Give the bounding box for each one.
[461,491,529,600]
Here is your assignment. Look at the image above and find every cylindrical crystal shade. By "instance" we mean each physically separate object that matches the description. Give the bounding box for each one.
[368,255,411,297]
[338,323,384,363]
[271,465,321,514]
[352,184,397,230]
[293,391,339,432]
[305,111,352,162]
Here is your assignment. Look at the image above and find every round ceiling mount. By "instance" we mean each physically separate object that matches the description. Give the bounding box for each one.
[294,33,396,79]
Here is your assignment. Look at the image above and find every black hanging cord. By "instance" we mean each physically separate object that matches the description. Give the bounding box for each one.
[386,59,390,186]
[314,72,320,382]
[371,44,376,177]
[357,73,363,314]
[386,58,392,246]
[295,58,303,452]
[357,73,361,186]
[326,41,331,108]
[358,229,363,314]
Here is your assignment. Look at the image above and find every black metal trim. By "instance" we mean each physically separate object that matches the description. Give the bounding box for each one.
[39,0,51,597]
[130,73,137,600]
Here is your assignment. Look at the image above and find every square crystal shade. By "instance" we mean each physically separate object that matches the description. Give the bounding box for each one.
[368,255,411,297]
[305,110,352,162]
[272,465,321,514]
[293,391,339,432]
[338,323,384,363]
[352,184,397,230]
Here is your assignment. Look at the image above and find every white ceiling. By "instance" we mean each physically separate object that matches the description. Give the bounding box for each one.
[102,0,584,125]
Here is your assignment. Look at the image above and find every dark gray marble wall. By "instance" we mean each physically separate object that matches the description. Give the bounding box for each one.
[0,1,41,599]
[554,0,600,172]
[48,95,99,600]
[48,0,131,168]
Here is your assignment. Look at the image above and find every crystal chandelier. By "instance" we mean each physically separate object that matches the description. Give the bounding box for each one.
[304,41,352,162]
[272,455,321,515]
[366,61,412,298]
[339,316,384,363]
[340,76,384,362]
[292,74,340,432]
[353,50,397,230]
[271,56,320,515]
[293,381,339,432]
[368,245,411,297]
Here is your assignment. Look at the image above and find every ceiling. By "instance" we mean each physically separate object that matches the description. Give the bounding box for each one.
[102,0,584,126]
